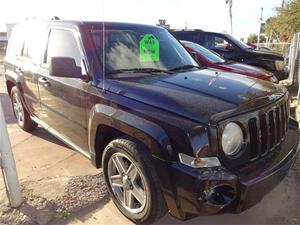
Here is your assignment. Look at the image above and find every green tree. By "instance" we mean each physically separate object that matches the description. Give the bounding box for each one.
[265,0,300,41]
[247,33,266,43]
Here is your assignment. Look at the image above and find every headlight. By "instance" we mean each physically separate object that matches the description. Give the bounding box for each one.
[275,60,284,71]
[221,122,243,156]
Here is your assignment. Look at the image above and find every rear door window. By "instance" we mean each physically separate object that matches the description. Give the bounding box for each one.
[6,25,25,59]
[22,24,47,65]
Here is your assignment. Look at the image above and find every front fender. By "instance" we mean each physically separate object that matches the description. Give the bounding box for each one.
[88,103,185,218]
[88,103,172,162]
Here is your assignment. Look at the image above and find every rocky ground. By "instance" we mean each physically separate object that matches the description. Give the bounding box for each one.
[0,174,109,225]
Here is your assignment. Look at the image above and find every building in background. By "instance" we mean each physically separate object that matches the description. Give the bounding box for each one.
[156,19,170,29]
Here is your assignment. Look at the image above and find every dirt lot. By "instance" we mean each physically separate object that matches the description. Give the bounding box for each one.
[0,63,299,225]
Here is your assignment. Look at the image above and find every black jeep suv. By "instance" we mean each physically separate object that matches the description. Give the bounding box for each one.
[172,30,289,81]
[4,21,300,224]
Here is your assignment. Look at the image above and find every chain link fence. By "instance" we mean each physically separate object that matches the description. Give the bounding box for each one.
[257,43,291,56]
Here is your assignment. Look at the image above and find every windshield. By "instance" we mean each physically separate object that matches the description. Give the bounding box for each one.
[225,34,252,50]
[182,41,225,64]
[90,25,198,75]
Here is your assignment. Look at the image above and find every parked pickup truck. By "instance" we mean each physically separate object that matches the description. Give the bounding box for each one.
[172,30,289,81]
[4,21,300,224]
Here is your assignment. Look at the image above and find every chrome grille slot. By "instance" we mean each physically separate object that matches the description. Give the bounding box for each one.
[268,111,275,149]
[281,103,286,135]
[260,114,268,155]
[275,107,281,142]
[248,118,259,159]
[248,99,289,161]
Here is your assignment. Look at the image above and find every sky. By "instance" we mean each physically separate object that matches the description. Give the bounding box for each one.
[0,0,283,39]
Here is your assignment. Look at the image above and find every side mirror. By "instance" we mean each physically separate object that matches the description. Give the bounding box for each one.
[49,57,82,78]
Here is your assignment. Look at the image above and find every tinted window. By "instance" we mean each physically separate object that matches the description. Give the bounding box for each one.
[45,29,82,67]
[224,34,252,49]
[6,25,25,59]
[91,27,198,75]
[203,34,232,50]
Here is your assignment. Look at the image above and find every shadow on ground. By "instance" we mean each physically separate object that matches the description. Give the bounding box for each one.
[31,127,69,149]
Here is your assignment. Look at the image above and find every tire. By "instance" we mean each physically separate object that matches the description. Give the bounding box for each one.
[102,136,167,224]
[10,86,37,131]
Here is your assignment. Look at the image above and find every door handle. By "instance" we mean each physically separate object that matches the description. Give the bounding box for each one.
[38,77,50,87]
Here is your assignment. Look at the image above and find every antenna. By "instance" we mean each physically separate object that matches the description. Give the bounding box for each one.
[102,0,105,92]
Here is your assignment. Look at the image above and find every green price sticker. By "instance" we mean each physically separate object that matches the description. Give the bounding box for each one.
[139,33,160,62]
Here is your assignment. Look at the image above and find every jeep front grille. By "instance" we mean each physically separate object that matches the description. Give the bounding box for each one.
[248,100,289,161]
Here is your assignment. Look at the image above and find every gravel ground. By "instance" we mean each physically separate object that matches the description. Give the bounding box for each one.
[0,174,108,225]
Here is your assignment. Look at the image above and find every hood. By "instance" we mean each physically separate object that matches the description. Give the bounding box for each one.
[105,69,286,124]
[246,49,284,60]
[223,62,273,80]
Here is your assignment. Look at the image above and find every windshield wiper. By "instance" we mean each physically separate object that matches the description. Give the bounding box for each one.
[106,68,173,75]
[169,65,203,72]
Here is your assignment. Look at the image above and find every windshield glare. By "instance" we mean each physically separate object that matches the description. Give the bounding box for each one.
[90,26,198,74]
[183,41,225,64]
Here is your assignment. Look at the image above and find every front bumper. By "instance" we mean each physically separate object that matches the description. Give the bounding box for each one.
[160,128,299,220]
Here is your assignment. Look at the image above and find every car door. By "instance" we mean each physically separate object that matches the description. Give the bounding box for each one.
[37,28,90,154]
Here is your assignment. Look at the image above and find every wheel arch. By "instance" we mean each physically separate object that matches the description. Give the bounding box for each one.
[88,104,172,168]
[88,104,183,218]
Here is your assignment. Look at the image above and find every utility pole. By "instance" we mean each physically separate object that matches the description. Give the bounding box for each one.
[225,0,233,35]
[257,7,263,49]
[0,102,23,207]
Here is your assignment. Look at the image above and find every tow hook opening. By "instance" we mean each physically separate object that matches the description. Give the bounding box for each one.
[203,185,236,207]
